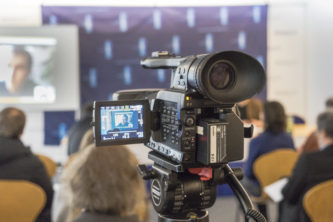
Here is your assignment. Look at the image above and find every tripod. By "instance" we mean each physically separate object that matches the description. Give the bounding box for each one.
[138,154,266,222]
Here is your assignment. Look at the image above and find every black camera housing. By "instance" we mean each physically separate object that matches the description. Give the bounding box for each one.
[93,51,265,171]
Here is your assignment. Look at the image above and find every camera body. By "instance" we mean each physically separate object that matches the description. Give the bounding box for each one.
[94,51,265,171]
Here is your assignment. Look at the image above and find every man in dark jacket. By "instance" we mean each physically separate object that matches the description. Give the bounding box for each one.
[0,107,53,222]
[66,102,93,155]
[280,111,333,222]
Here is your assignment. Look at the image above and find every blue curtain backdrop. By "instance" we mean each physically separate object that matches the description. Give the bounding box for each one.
[42,5,267,104]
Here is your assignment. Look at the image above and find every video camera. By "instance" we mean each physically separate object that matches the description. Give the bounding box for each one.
[93,51,266,222]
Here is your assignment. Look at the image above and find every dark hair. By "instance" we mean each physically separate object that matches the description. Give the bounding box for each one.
[13,47,33,72]
[326,97,333,109]
[0,107,26,138]
[317,111,333,139]
[81,102,94,119]
[264,101,287,134]
[246,98,263,120]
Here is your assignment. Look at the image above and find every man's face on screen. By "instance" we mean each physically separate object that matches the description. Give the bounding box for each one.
[121,115,129,124]
[8,53,30,93]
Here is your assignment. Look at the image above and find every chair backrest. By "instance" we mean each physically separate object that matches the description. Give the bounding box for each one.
[303,179,333,222]
[253,149,299,199]
[36,154,57,178]
[0,180,46,222]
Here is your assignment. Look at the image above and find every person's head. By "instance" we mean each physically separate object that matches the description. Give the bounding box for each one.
[263,101,287,134]
[8,47,32,93]
[81,102,94,119]
[246,98,263,120]
[121,114,129,124]
[326,97,333,111]
[78,129,94,152]
[65,145,147,221]
[0,107,26,138]
[317,111,333,149]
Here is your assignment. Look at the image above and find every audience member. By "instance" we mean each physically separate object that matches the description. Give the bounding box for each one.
[0,107,53,222]
[63,144,148,222]
[78,129,94,152]
[242,101,295,217]
[53,129,95,222]
[66,102,93,156]
[280,111,333,222]
[326,96,333,111]
[237,98,263,127]
[298,96,333,153]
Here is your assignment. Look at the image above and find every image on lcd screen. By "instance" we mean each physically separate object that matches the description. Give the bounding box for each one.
[100,104,145,141]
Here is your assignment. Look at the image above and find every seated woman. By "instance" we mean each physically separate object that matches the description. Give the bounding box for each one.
[242,101,295,216]
[237,98,263,127]
[52,129,95,222]
[63,144,148,222]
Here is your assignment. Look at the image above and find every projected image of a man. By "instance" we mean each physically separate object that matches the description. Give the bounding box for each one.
[0,47,36,96]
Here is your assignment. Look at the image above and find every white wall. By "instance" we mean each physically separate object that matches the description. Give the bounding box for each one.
[267,0,333,124]
[267,3,307,118]
[306,1,333,123]
[1,0,332,162]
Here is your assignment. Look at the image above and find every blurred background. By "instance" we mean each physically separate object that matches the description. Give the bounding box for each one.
[0,0,332,221]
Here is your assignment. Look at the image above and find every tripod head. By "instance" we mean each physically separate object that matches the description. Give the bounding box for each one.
[138,152,266,222]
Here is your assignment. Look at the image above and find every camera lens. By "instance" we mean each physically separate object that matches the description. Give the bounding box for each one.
[209,62,233,90]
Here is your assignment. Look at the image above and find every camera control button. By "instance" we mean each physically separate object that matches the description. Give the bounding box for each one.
[185,117,195,126]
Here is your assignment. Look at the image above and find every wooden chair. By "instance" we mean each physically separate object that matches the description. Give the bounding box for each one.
[36,154,57,178]
[235,149,299,222]
[242,149,299,221]
[303,179,333,222]
[253,149,299,200]
[0,180,46,222]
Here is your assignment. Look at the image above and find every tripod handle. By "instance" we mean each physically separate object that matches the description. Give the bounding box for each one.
[231,167,244,180]
[223,164,267,222]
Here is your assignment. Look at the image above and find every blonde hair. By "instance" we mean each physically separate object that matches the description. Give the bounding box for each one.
[78,129,94,152]
[63,145,148,221]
